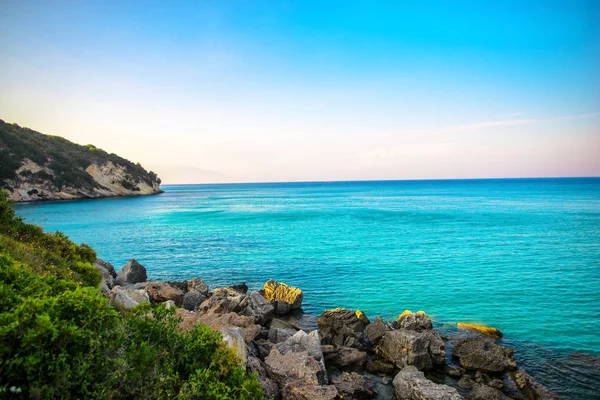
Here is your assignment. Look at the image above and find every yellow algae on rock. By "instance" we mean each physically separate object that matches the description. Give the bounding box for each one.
[458,322,503,339]
[398,310,413,320]
[324,307,347,313]
[263,279,303,311]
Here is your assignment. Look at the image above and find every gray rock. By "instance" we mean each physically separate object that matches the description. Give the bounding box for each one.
[274,330,324,362]
[247,356,279,400]
[365,355,396,375]
[396,311,433,332]
[393,366,463,400]
[221,326,248,367]
[332,372,376,400]
[269,327,299,344]
[229,283,248,294]
[324,346,368,372]
[376,329,445,371]
[317,309,370,348]
[186,278,209,295]
[365,316,387,346]
[197,287,248,316]
[270,318,299,330]
[469,384,509,400]
[182,289,207,311]
[109,287,149,312]
[93,261,114,294]
[164,300,176,309]
[445,365,465,378]
[93,258,117,277]
[512,370,559,400]
[242,291,275,326]
[453,338,517,373]
[114,259,147,286]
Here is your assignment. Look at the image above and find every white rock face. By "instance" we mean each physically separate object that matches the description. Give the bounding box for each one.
[6,158,161,202]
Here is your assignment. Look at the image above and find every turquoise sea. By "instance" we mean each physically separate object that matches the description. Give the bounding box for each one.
[14,178,600,398]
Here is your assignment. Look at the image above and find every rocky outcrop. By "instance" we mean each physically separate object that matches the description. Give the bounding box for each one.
[114,259,148,286]
[331,372,376,400]
[453,338,517,373]
[0,120,162,202]
[263,279,303,314]
[145,282,184,304]
[317,308,370,348]
[395,310,433,332]
[242,291,275,325]
[376,328,445,371]
[393,366,463,400]
[365,316,387,346]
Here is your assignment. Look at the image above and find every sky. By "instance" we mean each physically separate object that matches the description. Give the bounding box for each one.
[0,1,599,183]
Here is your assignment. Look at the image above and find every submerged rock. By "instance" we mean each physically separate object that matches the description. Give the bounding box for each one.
[263,279,303,314]
[114,259,147,286]
[332,372,376,400]
[393,366,463,400]
[317,308,369,348]
[457,322,503,339]
[453,338,517,373]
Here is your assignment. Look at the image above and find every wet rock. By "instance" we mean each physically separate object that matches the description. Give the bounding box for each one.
[199,312,260,344]
[365,316,387,346]
[445,365,465,378]
[468,384,509,400]
[94,258,117,277]
[247,356,279,400]
[396,310,433,332]
[221,326,248,366]
[453,338,517,373]
[242,291,275,325]
[263,279,303,314]
[332,372,376,400]
[393,366,463,400]
[317,308,369,348]
[513,370,559,400]
[376,329,445,371]
[145,282,184,305]
[366,355,396,375]
[324,346,368,372]
[114,259,147,286]
[182,290,207,311]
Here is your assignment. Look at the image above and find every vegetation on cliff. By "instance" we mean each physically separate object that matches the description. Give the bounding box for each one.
[0,191,263,399]
[0,119,161,200]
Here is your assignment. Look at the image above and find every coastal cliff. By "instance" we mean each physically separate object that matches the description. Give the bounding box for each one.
[0,119,162,202]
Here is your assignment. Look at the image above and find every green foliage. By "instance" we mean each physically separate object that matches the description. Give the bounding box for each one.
[0,119,161,191]
[0,192,263,399]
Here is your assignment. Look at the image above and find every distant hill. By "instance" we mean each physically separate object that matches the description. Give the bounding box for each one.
[0,119,162,202]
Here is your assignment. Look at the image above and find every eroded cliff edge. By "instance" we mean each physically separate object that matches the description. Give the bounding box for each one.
[0,119,162,202]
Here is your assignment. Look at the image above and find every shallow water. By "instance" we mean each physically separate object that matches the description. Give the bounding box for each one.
[14,178,600,398]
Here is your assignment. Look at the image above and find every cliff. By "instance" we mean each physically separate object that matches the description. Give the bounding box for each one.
[0,119,162,202]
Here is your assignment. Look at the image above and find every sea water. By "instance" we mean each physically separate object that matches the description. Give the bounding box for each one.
[14,178,600,398]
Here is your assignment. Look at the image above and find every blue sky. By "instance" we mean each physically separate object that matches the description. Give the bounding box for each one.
[1,1,598,182]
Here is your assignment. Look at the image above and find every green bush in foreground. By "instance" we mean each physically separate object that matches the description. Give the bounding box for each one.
[0,191,263,399]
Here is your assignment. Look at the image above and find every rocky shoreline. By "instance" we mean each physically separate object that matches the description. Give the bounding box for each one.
[95,258,558,400]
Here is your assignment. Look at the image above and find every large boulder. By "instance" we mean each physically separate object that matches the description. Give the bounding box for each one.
[263,279,303,314]
[396,310,433,332]
[109,286,149,312]
[221,326,248,367]
[365,316,387,346]
[93,261,114,294]
[265,349,337,399]
[274,330,324,363]
[511,370,558,400]
[376,329,445,371]
[324,346,368,372]
[145,282,184,305]
[242,291,275,325]
[317,308,370,348]
[469,384,509,400]
[268,327,298,344]
[94,258,117,277]
[453,338,517,373]
[198,287,248,316]
[182,290,208,311]
[331,372,376,400]
[114,259,147,286]
[393,366,463,400]
[247,356,279,400]
[199,312,260,344]
[186,278,209,294]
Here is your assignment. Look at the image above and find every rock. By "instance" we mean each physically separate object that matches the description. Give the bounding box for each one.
[229,283,249,294]
[376,329,445,371]
[221,326,248,367]
[264,349,338,399]
[109,286,149,312]
[114,259,147,286]
[242,291,275,325]
[186,277,209,295]
[393,366,463,400]
[365,316,387,346]
[182,289,207,311]
[365,355,396,375]
[93,260,114,294]
[164,300,176,309]
[332,372,376,400]
[263,279,303,314]
[270,318,299,330]
[254,339,275,359]
[469,384,509,400]
[247,356,279,400]
[396,310,433,332]
[93,258,117,277]
[453,338,517,373]
[445,365,465,378]
[324,346,368,372]
[317,308,369,348]
[274,330,324,363]
[199,312,260,344]
[457,322,503,339]
[512,370,558,399]
[174,308,200,331]
[268,327,298,344]
[145,282,184,305]
[198,287,248,316]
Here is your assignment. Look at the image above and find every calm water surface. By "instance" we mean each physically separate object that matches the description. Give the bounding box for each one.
[15,178,600,398]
